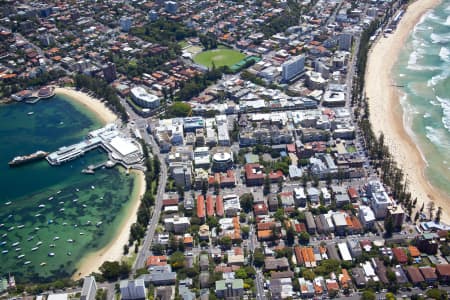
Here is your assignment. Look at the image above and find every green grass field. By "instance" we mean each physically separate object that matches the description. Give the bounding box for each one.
[193,48,246,68]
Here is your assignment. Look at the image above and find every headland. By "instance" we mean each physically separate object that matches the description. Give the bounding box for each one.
[365,0,449,223]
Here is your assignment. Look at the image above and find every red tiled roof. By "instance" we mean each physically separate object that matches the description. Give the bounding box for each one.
[215,195,224,217]
[197,195,205,218]
[206,194,214,217]
[392,247,408,264]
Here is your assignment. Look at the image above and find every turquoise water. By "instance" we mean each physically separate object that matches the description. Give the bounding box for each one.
[393,0,450,200]
[0,95,137,283]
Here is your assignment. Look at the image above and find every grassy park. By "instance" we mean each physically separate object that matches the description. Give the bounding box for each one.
[193,47,246,68]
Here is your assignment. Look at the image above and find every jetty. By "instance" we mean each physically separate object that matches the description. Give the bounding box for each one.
[46,124,145,170]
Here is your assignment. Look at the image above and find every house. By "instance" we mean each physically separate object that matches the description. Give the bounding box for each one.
[326,244,341,261]
[359,205,376,229]
[416,233,439,255]
[146,256,168,267]
[338,242,352,261]
[264,257,290,271]
[352,267,366,288]
[305,212,316,234]
[339,269,352,289]
[436,264,450,284]
[419,267,438,283]
[307,187,320,203]
[392,247,408,264]
[164,216,190,233]
[270,278,294,300]
[346,238,362,257]
[244,163,265,186]
[298,278,315,298]
[405,266,425,286]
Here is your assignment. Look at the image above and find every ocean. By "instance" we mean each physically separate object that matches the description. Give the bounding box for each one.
[0,95,138,283]
[393,0,450,202]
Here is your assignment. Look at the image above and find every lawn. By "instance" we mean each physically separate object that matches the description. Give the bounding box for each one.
[193,47,246,68]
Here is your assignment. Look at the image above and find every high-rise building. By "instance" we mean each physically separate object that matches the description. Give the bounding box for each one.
[80,276,97,300]
[281,55,305,82]
[102,62,117,83]
[338,33,352,51]
[119,17,132,32]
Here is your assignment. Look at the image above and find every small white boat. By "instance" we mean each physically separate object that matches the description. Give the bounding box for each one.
[74,224,78,228]
[12,242,19,247]
[27,236,34,241]
[35,214,41,217]
[24,261,31,265]
[17,225,24,229]
[31,247,39,251]
[36,241,43,246]
[27,112,34,116]
[73,199,78,203]
[18,254,25,259]
[67,239,74,243]
[53,236,60,241]
[56,190,62,194]
[48,197,54,201]
[76,188,80,192]
[38,204,45,208]
[0,224,3,228]
[0,241,6,246]
[2,250,8,254]
[62,222,68,226]
[40,262,47,266]
[7,215,12,218]
[86,221,92,225]
[59,201,64,205]
[5,201,12,206]
[91,185,95,190]
[96,221,103,227]
[79,232,85,235]
[48,252,55,257]
[100,196,104,200]
[59,208,65,212]
[1,233,7,238]
[8,226,15,231]
[82,204,87,208]
[15,248,21,252]
[49,244,55,248]
[35,227,40,231]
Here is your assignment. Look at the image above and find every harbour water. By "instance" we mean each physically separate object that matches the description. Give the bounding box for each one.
[393,0,450,201]
[0,95,138,283]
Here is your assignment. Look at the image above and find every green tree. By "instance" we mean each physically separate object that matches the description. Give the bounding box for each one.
[169,251,185,270]
[263,175,271,195]
[426,288,448,300]
[240,193,254,213]
[253,248,265,268]
[360,290,375,300]
[299,232,310,245]
[286,226,295,246]
[166,102,192,117]
[219,236,232,249]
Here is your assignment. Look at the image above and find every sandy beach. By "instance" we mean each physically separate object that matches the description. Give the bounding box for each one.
[365,0,450,223]
[73,170,146,280]
[55,87,117,124]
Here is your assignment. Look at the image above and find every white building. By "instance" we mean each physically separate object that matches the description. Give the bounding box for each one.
[320,187,331,205]
[337,242,352,261]
[368,181,392,219]
[81,276,97,300]
[120,279,146,300]
[281,55,305,82]
[164,216,190,233]
[359,205,376,229]
[294,187,307,206]
[131,86,160,109]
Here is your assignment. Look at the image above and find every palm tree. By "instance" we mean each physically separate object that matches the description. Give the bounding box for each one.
[427,201,435,221]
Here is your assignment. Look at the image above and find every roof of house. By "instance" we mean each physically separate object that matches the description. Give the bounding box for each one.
[436,264,450,276]
[408,246,421,257]
[392,247,408,263]
[146,255,167,267]
[406,266,425,284]
[419,267,437,280]
[197,195,205,218]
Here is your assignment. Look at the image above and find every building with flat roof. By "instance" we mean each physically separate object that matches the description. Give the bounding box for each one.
[81,276,97,300]
[338,242,352,261]
[215,279,244,300]
[131,86,160,109]
[120,279,146,300]
[281,55,305,82]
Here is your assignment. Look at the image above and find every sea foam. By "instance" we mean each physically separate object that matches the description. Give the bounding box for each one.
[439,46,450,62]
[436,96,450,132]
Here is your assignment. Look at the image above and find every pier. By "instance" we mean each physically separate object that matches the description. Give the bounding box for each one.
[11,86,55,103]
[46,124,145,170]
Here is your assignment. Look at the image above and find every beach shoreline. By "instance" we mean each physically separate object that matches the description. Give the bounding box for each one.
[365,0,450,223]
[54,87,117,125]
[73,170,146,280]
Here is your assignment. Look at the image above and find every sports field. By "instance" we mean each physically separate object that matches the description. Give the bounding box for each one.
[193,48,246,68]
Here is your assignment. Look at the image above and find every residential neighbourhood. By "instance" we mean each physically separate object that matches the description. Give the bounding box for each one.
[0,0,449,300]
